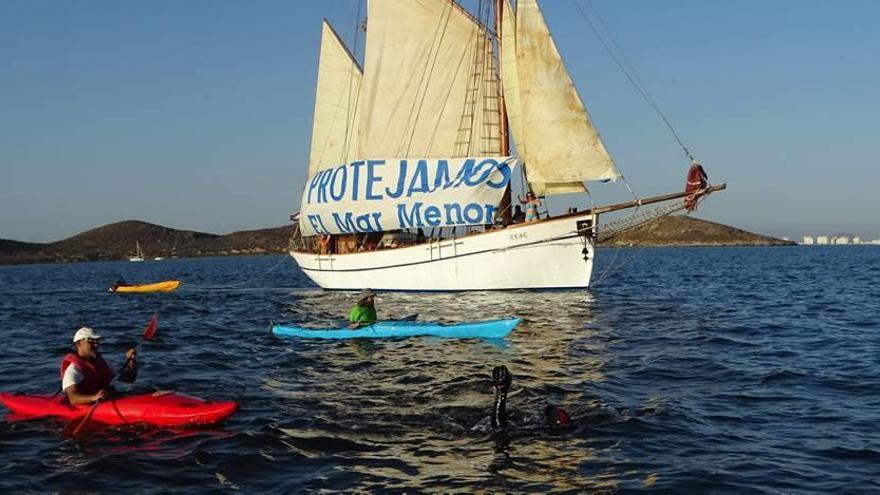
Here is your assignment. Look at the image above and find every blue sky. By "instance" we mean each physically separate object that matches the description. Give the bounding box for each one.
[2,0,878,242]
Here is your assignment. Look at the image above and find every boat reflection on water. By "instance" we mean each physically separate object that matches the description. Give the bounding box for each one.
[61,423,236,454]
[264,289,634,489]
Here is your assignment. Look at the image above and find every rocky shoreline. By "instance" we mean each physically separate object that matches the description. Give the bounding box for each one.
[0,216,793,265]
[0,221,291,265]
[600,215,795,247]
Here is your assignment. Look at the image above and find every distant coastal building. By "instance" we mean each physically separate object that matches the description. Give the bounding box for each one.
[799,234,874,246]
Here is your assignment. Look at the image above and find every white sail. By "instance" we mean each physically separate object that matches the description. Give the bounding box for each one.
[357,0,501,159]
[308,21,362,176]
[290,1,724,292]
[500,0,527,164]
[507,0,620,195]
[129,241,144,262]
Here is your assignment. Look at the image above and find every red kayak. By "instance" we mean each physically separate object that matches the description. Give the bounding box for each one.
[0,392,237,427]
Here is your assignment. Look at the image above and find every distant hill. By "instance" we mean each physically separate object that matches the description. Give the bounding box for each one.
[0,215,792,265]
[599,215,794,247]
[0,220,292,264]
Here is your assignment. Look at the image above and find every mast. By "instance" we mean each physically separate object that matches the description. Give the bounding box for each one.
[495,0,512,224]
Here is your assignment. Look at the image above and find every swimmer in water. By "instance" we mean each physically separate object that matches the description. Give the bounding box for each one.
[491,365,574,431]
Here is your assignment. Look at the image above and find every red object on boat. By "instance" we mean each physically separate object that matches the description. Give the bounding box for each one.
[0,392,237,427]
[684,162,709,212]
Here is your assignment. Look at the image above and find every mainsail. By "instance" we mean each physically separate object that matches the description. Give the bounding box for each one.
[357,0,501,158]
[308,21,362,177]
[300,0,512,237]
[501,0,620,195]
[300,0,626,236]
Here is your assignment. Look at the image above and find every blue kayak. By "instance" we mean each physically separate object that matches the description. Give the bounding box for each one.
[272,318,521,340]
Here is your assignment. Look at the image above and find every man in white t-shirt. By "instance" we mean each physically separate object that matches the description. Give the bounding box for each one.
[60,327,137,405]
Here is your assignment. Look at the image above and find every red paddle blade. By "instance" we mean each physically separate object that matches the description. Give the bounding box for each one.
[63,414,91,439]
[143,313,158,340]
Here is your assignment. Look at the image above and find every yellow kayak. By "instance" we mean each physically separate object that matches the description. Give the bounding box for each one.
[111,280,180,293]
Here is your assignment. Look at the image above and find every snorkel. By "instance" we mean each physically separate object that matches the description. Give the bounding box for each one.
[491,365,512,430]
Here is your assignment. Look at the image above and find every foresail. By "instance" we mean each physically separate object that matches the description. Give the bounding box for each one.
[309,21,362,177]
[357,0,501,159]
[299,157,518,236]
[508,0,621,195]
[501,0,527,164]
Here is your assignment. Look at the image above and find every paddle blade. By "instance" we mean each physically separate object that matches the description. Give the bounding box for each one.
[61,415,88,439]
[61,402,99,439]
[143,313,158,340]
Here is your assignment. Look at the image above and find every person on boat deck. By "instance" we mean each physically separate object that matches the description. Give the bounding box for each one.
[318,234,332,255]
[511,205,526,224]
[517,192,541,223]
[61,327,137,405]
[348,288,378,328]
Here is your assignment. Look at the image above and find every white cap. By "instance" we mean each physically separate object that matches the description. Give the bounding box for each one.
[73,327,102,343]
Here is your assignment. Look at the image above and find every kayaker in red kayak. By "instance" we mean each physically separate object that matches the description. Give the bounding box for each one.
[61,327,137,405]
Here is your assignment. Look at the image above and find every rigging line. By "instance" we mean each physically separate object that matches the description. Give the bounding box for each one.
[591,237,624,287]
[622,177,639,209]
[351,0,363,62]
[374,3,448,156]
[343,74,363,164]
[592,243,647,288]
[583,0,659,123]
[342,0,365,162]
[426,24,477,156]
[181,254,294,290]
[401,2,456,157]
[461,16,484,157]
[314,21,361,173]
[585,187,596,210]
[572,0,695,162]
[460,22,490,157]
[476,0,497,156]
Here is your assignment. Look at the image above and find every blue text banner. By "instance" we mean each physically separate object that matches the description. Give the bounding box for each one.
[299,157,518,236]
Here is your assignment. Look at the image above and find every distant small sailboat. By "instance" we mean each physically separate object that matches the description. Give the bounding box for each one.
[129,241,145,262]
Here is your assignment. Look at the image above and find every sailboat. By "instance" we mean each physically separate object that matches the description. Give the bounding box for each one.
[289,0,724,291]
[129,241,145,262]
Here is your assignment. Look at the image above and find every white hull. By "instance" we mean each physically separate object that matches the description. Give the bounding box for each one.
[290,213,596,291]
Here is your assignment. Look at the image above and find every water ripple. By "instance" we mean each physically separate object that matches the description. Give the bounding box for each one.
[0,248,878,492]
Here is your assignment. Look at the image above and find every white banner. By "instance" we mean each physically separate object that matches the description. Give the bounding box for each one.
[299,157,518,236]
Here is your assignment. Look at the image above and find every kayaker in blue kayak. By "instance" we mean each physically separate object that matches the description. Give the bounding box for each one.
[61,327,138,405]
[348,288,378,328]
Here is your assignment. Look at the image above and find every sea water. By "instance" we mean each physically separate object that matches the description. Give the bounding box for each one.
[0,246,877,492]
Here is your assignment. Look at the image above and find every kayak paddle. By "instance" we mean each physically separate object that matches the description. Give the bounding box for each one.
[64,313,158,438]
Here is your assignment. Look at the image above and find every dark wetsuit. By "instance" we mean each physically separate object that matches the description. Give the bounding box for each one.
[492,365,574,431]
